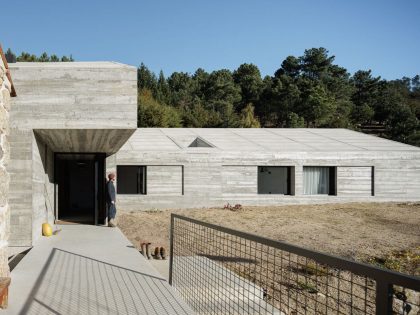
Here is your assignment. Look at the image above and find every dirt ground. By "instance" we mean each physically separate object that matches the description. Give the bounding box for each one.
[117,202,420,275]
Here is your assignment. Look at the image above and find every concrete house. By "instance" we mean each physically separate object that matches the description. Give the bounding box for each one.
[7,62,420,249]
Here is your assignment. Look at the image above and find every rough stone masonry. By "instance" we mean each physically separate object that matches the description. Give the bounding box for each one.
[0,51,12,278]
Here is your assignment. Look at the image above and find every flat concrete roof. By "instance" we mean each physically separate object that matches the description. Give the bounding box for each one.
[121,128,420,153]
[9,61,136,70]
[5,225,194,315]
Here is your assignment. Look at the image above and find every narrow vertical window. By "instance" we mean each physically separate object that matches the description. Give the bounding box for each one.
[371,166,375,196]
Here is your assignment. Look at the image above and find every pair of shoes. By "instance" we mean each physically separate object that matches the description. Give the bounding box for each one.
[152,247,167,259]
[108,219,116,227]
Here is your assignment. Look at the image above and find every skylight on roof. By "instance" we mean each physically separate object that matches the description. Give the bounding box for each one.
[188,137,214,148]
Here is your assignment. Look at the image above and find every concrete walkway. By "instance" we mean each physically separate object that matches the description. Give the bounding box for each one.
[5,225,194,315]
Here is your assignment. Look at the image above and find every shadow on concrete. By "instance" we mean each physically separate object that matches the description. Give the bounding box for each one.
[8,247,33,272]
[19,248,193,315]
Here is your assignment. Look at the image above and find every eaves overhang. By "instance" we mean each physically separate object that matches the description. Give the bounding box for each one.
[34,128,136,156]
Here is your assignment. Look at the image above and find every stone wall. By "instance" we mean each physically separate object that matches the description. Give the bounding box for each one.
[0,54,11,278]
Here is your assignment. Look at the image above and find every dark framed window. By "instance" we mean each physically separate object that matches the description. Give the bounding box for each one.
[117,166,146,195]
[303,166,336,195]
[258,166,293,195]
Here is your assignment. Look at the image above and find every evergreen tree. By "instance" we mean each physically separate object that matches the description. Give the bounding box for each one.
[239,103,260,128]
[233,63,263,111]
[156,70,170,104]
[137,63,157,92]
[350,70,380,124]
[133,48,419,146]
[138,89,182,127]
[39,52,49,62]
[5,48,16,63]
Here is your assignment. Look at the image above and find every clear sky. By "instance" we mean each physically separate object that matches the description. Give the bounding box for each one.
[1,0,419,79]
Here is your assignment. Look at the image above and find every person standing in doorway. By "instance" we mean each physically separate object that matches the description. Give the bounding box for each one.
[106,172,117,227]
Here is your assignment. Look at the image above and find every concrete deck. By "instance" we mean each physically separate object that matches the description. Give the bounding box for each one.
[5,225,194,315]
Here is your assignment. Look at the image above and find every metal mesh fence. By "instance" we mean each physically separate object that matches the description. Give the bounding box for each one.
[169,214,420,315]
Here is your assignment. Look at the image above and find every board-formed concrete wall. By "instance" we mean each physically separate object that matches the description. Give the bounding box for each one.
[113,150,223,210]
[115,130,420,211]
[8,62,137,129]
[8,130,32,246]
[147,166,183,196]
[0,54,11,277]
[337,166,372,196]
[222,166,257,195]
[32,135,54,242]
[8,62,137,246]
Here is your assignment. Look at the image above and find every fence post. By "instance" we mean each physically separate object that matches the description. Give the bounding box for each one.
[376,280,392,315]
[169,214,175,286]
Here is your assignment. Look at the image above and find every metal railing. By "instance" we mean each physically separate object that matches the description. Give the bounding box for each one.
[169,214,420,315]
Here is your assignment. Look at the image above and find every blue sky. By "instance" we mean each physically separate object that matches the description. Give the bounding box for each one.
[1,0,419,79]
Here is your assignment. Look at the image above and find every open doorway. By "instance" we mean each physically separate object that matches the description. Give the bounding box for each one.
[55,153,106,224]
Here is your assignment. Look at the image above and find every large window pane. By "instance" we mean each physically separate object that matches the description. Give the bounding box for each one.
[303,166,332,195]
[258,166,291,194]
[117,166,146,194]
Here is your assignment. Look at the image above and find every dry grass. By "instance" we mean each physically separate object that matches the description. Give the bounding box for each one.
[117,202,420,275]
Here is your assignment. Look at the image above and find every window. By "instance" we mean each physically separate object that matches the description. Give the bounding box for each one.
[371,166,375,196]
[258,166,293,195]
[303,166,336,195]
[117,166,146,194]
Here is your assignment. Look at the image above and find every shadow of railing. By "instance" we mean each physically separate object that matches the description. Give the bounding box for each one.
[20,248,193,315]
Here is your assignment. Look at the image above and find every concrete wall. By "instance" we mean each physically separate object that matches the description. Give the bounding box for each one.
[222,166,257,195]
[8,62,137,246]
[0,55,11,277]
[337,166,372,196]
[115,148,420,211]
[8,130,32,246]
[8,62,137,129]
[32,135,54,241]
[147,166,183,196]
[116,150,223,210]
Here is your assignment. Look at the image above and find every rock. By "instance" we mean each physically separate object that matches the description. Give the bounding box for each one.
[317,292,326,299]
[0,248,10,278]
[2,77,11,94]
[0,89,10,112]
[0,135,10,165]
[0,106,9,133]
[0,167,9,207]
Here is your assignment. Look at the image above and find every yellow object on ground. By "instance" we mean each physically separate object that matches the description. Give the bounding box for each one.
[42,223,52,237]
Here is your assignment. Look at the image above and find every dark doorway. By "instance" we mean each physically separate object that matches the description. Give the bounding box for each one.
[55,153,106,224]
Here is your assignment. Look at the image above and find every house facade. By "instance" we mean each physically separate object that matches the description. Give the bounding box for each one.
[113,128,420,211]
[7,62,420,249]
[8,62,137,247]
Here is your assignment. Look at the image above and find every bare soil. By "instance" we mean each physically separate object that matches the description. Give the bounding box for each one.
[117,202,420,275]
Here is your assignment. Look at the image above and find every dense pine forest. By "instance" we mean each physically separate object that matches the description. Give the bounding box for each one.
[5,48,73,62]
[6,47,420,146]
[137,48,420,146]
